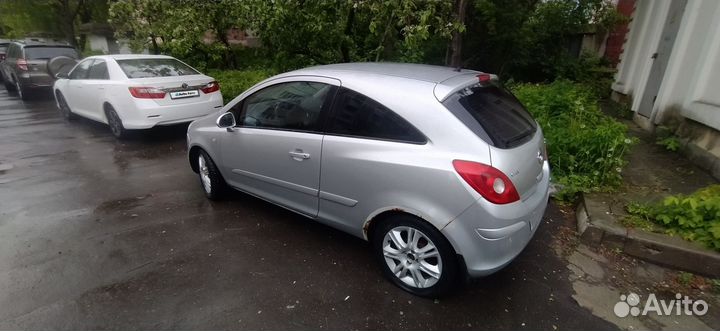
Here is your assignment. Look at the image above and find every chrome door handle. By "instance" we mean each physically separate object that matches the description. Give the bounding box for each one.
[289,151,310,160]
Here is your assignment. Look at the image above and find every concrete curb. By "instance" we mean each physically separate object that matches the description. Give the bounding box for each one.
[576,193,720,278]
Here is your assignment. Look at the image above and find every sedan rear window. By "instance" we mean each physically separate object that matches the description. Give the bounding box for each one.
[116,58,199,78]
[24,46,79,60]
[443,84,536,149]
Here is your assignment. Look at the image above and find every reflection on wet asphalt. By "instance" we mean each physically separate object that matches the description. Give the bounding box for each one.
[0,87,618,330]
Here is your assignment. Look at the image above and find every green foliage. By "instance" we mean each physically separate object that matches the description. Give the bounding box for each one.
[206,69,277,104]
[622,202,656,231]
[465,0,625,83]
[657,136,681,152]
[627,185,720,251]
[653,186,720,251]
[713,279,720,293]
[554,52,616,99]
[678,272,694,286]
[511,80,636,200]
[0,0,109,48]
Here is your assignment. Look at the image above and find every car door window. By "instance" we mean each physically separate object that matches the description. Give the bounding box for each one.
[87,60,109,80]
[326,88,426,143]
[69,59,93,80]
[238,81,333,132]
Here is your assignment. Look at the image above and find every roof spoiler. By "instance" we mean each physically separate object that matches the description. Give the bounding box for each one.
[433,72,499,102]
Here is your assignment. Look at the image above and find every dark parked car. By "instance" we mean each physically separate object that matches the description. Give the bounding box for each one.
[1,38,80,100]
[0,39,11,82]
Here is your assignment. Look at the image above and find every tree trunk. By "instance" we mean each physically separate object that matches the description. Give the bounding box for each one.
[150,34,159,54]
[448,0,468,68]
[340,6,355,63]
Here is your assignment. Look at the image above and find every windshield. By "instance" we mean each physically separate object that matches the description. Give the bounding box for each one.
[24,46,79,60]
[443,84,537,149]
[116,58,199,78]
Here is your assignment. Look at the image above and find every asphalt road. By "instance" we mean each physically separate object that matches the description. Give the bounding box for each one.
[0,86,619,330]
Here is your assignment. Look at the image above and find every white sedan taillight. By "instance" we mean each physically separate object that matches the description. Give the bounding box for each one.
[200,81,220,94]
[128,87,166,99]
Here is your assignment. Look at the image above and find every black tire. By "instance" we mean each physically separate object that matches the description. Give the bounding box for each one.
[5,79,16,93]
[15,80,30,101]
[104,105,128,139]
[56,92,76,120]
[197,149,227,200]
[372,214,460,298]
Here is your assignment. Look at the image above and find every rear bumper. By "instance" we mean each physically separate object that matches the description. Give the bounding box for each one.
[120,94,223,129]
[442,161,550,277]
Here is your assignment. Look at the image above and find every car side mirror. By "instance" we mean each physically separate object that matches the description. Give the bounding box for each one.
[216,112,236,131]
[56,72,69,79]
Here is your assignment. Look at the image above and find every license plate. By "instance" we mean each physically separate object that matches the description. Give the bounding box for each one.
[170,90,199,99]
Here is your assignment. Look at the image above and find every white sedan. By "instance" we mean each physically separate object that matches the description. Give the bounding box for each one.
[53,54,223,138]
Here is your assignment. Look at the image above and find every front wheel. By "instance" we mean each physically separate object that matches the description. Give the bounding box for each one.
[56,92,76,120]
[372,214,460,298]
[197,150,227,200]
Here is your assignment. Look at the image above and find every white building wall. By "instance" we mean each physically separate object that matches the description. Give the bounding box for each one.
[88,35,109,54]
[653,0,720,131]
[613,0,720,132]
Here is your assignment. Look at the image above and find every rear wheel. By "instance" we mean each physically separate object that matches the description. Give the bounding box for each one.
[197,150,227,200]
[15,80,29,101]
[56,92,75,120]
[372,214,460,298]
[105,106,127,139]
[4,77,16,93]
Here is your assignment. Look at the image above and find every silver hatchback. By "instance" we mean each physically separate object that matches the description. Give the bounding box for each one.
[187,63,550,297]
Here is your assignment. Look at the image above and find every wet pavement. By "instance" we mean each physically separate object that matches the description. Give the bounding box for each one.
[0,86,621,330]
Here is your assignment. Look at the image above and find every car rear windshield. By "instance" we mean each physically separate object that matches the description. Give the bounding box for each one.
[443,84,537,149]
[116,58,199,78]
[0,46,7,53]
[24,46,79,60]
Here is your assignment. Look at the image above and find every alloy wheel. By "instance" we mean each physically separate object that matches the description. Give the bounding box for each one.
[108,111,122,137]
[15,81,23,99]
[382,226,442,289]
[198,154,212,193]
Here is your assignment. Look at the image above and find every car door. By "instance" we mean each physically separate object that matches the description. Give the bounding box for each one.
[82,59,110,121]
[65,59,93,116]
[220,77,339,218]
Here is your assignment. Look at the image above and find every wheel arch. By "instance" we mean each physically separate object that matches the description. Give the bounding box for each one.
[363,206,434,241]
[188,145,203,173]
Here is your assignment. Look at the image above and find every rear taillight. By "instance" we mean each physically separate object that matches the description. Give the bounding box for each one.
[16,58,28,71]
[201,81,220,94]
[452,160,520,204]
[128,86,166,99]
[477,73,491,83]
[0,54,6,61]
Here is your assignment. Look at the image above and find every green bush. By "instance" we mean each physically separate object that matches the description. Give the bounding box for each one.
[206,69,277,104]
[554,52,616,99]
[631,185,720,251]
[511,80,636,200]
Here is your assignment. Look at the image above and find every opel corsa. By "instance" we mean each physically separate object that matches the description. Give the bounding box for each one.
[187,63,550,297]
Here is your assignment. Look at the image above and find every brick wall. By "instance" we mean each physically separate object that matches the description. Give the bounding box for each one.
[604,0,636,66]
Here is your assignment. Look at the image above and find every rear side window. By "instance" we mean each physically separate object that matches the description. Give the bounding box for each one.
[116,58,198,78]
[24,46,79,60]
[443,85,536,148]
[326,88,425,143]
[87,60,109,80]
